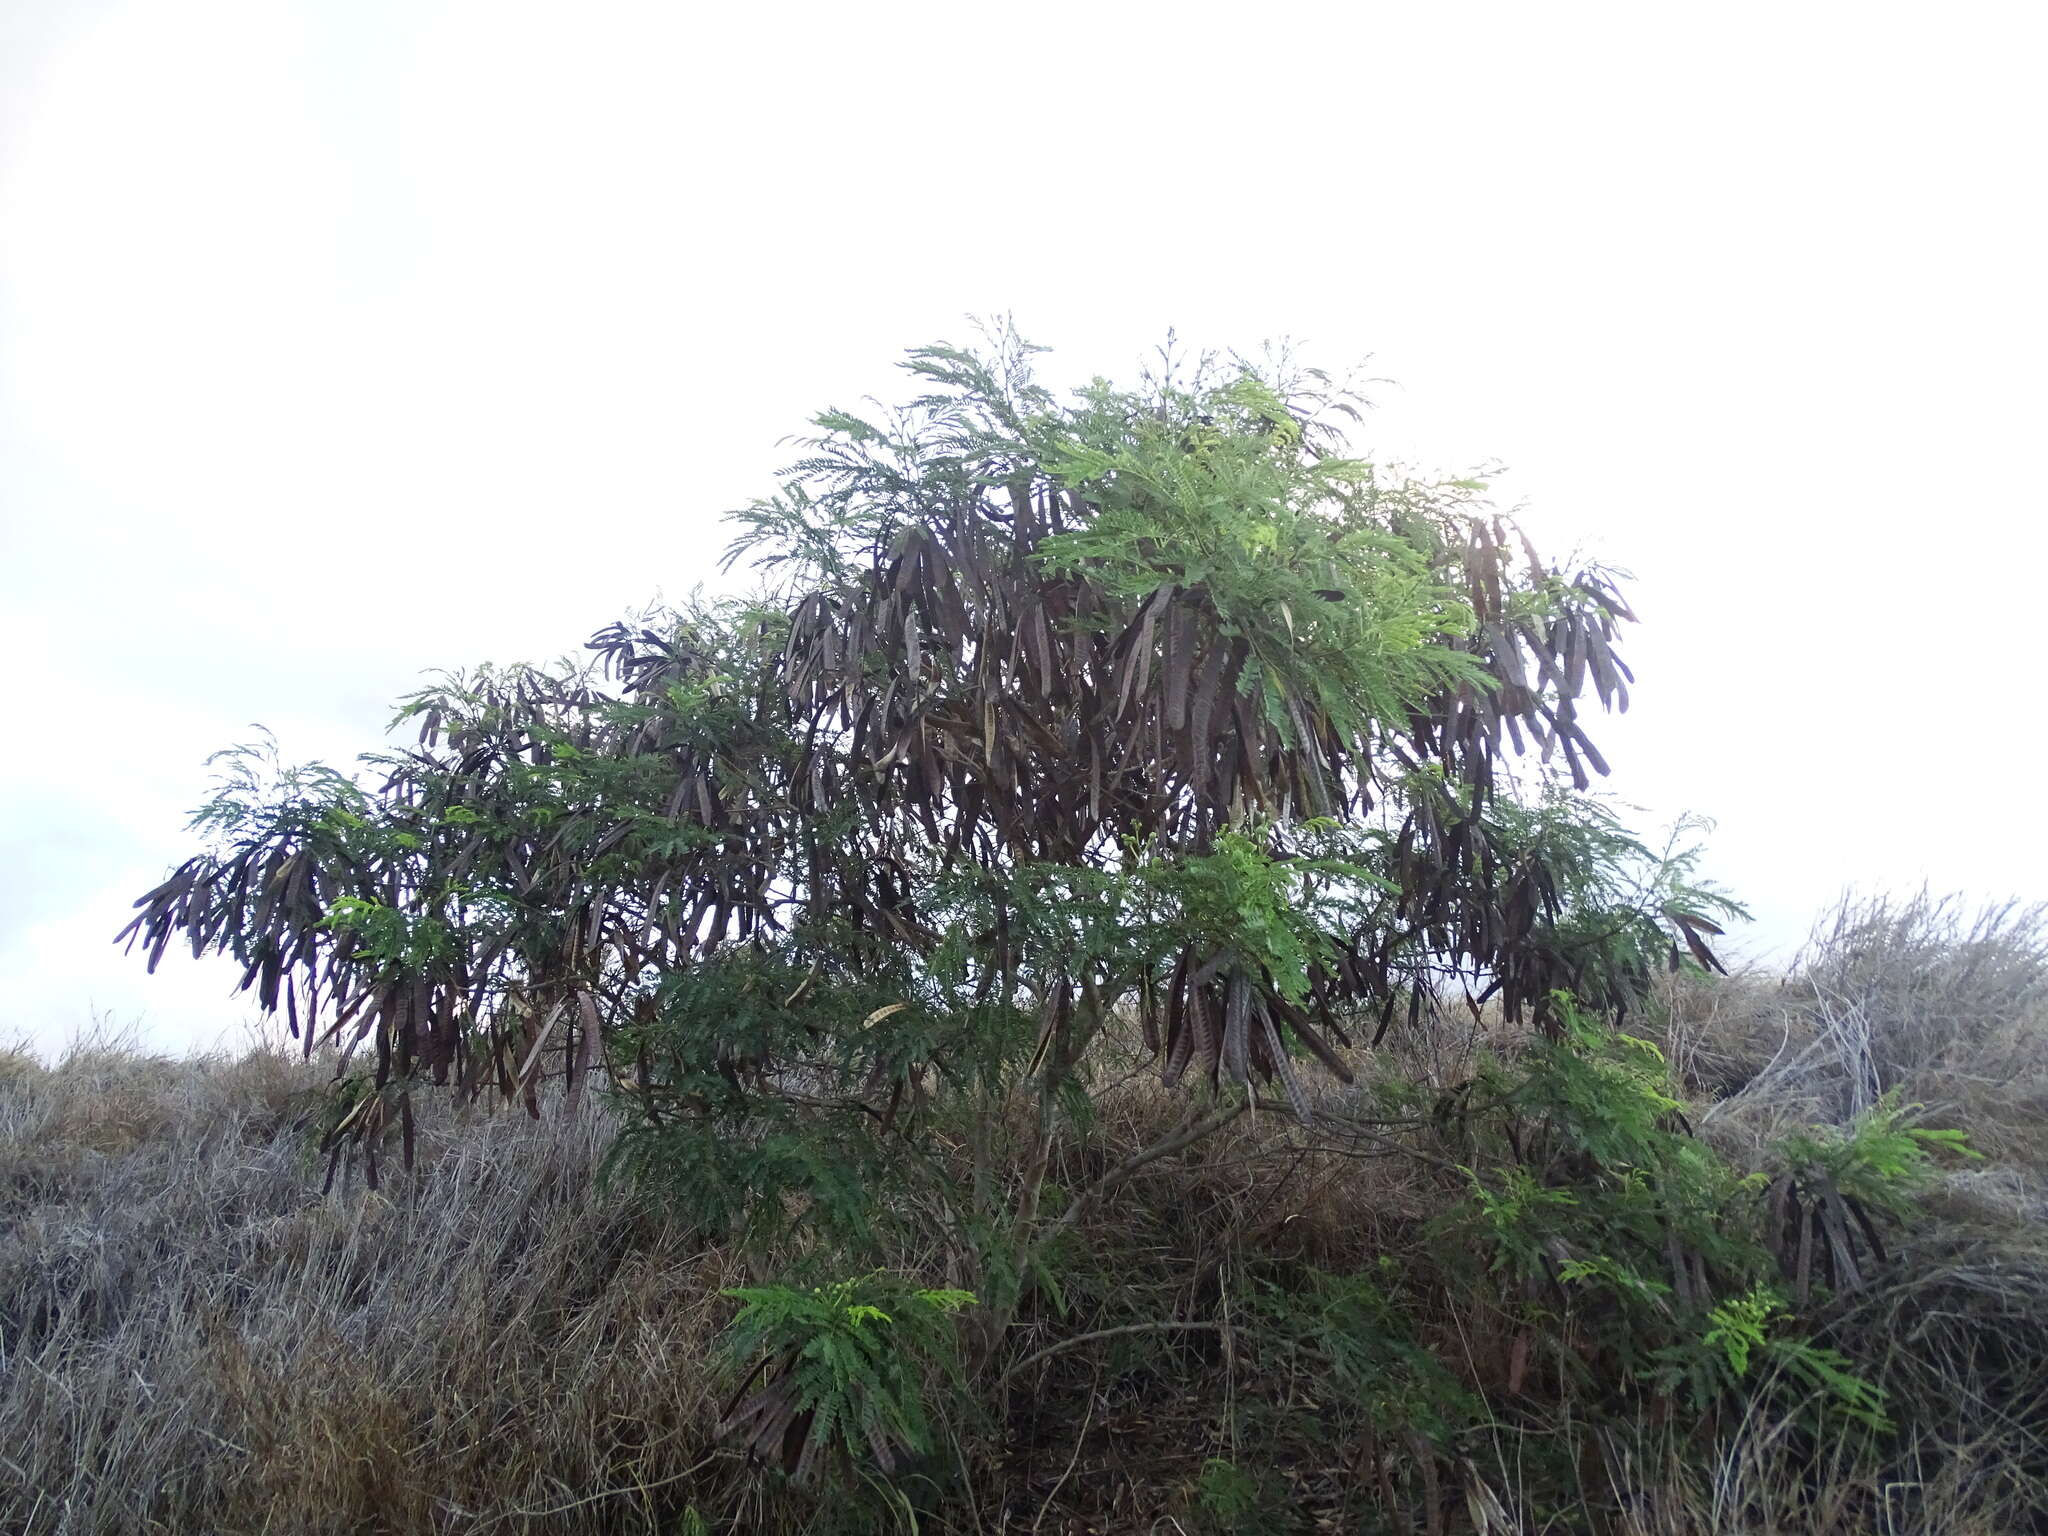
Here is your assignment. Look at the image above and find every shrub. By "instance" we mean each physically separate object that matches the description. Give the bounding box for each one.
[716,1274,975,1485]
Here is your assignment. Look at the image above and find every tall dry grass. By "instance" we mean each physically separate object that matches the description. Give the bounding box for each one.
[1639,891,2048,1532]
[0,1033,751,1535]
[1662,891,2048,1180]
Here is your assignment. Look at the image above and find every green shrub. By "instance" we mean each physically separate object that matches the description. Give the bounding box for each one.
[717,1274,975,1489]
[1440,999,1911,1439]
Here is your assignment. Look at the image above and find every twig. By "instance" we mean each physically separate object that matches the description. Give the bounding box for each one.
[1033,1099,1249,1255]
[999,1321,1230,1387]
[475,1451,725,1528]
[1031,1364,1100,1535]
[1245,1099,1468,1176]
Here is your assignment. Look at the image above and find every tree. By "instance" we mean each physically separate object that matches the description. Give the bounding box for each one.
[121,324,1733,1294]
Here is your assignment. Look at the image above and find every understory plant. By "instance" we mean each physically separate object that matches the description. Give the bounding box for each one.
[1436,1003,1974,1448]
[717,1274,975,1484]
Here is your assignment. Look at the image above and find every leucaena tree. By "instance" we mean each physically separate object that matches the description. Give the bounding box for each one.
[123,327,1731,1269]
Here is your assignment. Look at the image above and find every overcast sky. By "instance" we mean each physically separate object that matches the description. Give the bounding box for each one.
[3,0,2043,1058]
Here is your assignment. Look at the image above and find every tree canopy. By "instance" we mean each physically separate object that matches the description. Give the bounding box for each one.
[121,327,1734,1171]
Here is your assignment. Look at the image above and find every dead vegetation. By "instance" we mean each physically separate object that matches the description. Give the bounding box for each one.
[6,891,2048,1534]
[1661,891,2048,1172]
[0,1034,741,1534]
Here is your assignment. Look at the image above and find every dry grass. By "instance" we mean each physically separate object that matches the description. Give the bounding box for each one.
[1664,891,2048,1177]
[6,891,2047,1534]
[1637,890,2048,1533]
[0,1033,748,1535]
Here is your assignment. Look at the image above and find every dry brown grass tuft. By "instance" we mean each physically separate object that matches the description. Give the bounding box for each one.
[0,1044,41,1088]
[1664,891,2048,1181]
[0,1044,756,1535]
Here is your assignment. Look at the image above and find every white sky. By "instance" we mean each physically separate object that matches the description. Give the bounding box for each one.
[3,0,2043,1058]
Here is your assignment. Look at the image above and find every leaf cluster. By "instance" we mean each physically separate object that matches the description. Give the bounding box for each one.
[1438,1000,1928,1435]
[717,1274,975,1484]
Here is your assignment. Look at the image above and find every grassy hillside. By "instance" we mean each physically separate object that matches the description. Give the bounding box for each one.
[5,892,2046,1534]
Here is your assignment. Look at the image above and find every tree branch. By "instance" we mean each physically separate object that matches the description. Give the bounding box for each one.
[1032,1097,1250,1257]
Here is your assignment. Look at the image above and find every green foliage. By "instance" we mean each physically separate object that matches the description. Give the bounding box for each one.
[186,732,371,842]
[1774,1092,1980,1220]
[1442,1000,1895,1435]
[1450,1004,1752,1293]
[320,896,459,979]
[1252,1262,1477,1449]
[1702,1284,1775,1376]
[1684,1286,1890,1430]
[719,1274,974,1484]
[1191,1457,1271,1534]
[601,948,1015,1264]
[1029,365,1493,751]
[1505,1009,1686,1161]
[1478,793,1748,1020]
[1128,823,1390,1009]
